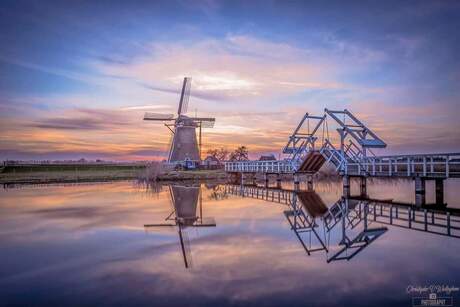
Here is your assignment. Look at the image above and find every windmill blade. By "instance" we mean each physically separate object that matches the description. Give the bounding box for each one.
[178,77,191,116]
[194,217,216,227]
[143,223,177,235]
[144,112,175,121]
[144,223,176,227]
[200,121,215,128]
[191,117,215,128]
[178,225,193,268]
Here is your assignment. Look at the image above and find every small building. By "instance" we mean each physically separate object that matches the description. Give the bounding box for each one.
[202,155,221,169]
[258,154,277,161]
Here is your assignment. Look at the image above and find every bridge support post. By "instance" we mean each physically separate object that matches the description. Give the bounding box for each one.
[294,173,300,190]
[276,175,282,189]
[415,177,426,206]
[343,175,350,198]
[230,172,240,185]
[360,177,367,197]
[435,178,444,206]
[263,173,269,188]
[307,175,314,191]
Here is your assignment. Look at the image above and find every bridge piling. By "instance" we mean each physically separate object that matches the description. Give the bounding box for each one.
[263,173,268,187]
[435,178,444,205]
[360,177,367,197]
[415,177,426,206]
[276,175,282,189]
[307,175,314,191]
[294,173,300,190]
[343,175,350,198]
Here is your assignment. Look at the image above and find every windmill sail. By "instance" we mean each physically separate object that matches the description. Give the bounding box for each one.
[177,77,191,116]
[190,117,215,128]
[144,113,175,121]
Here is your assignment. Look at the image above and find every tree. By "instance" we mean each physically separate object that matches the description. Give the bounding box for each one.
[229,146,249,161]
[207,147,229,162]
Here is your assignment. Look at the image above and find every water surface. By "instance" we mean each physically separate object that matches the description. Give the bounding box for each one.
[1,179,459,306]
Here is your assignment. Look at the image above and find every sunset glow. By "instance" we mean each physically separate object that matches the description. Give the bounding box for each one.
[1,1,459,161]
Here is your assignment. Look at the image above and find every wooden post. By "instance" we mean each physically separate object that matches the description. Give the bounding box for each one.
[294,173,300,190]
[360,176,367,197]
[435,178,444,206]
[199,122,202,161]
[343,175,350,198]
[276,174,282,189]
[307,175,313,191]
[415,177,426,206]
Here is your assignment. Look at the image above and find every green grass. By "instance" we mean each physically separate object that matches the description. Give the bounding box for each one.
[0,165,227,184]
[0,164,146,184]
[2,164,145,173]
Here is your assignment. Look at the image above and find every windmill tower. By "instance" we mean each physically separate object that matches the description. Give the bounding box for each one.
[143,77,215,167]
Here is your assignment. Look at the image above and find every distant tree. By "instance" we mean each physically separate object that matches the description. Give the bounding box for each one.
[229,146,249,161]
[207,149,218,159]
[207,147,229,162]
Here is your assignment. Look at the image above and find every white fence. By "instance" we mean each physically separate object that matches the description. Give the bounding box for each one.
[345,153,460,178]
[225,160,294,173]
[224,152,460,179]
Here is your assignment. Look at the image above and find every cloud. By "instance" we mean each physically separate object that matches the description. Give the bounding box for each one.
[92,35,343,103]
[27,108,133,131]
[120,104,171,111]
[1,25,459,161]
[30,118,103,130]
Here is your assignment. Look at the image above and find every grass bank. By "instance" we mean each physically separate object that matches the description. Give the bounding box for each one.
[0,164,228,184]
[0,164,145,184]
[157,169,227,181]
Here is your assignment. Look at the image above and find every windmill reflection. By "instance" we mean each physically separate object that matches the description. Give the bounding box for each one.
[144,184,216,268]
[225,184,460,263]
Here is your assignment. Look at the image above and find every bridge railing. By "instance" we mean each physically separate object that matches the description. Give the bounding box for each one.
[224,160,294,173]
[346,153,460,178]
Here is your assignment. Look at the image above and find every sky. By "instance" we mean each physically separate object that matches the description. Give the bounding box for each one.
[1,0,460,161]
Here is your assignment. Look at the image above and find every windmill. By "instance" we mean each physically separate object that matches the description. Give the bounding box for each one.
[144,184,216,268]
[143,77,216,167]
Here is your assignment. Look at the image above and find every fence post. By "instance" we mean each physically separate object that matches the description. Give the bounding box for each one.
[446,155,449,177]
[423,157,426,177]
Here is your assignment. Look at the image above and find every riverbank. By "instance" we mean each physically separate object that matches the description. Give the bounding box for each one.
[157,169,227,181]
[0,164,228,184]
[0,169,141,184]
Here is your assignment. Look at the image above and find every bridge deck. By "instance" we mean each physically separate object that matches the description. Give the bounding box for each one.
[298,151,326,173]
[225,152,460,179]
[346,153,460,178]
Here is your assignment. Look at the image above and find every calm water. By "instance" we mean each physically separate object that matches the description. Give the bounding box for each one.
[1,178,460,307]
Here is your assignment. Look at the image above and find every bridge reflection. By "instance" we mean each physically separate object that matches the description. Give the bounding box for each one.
[224,184,460,262]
